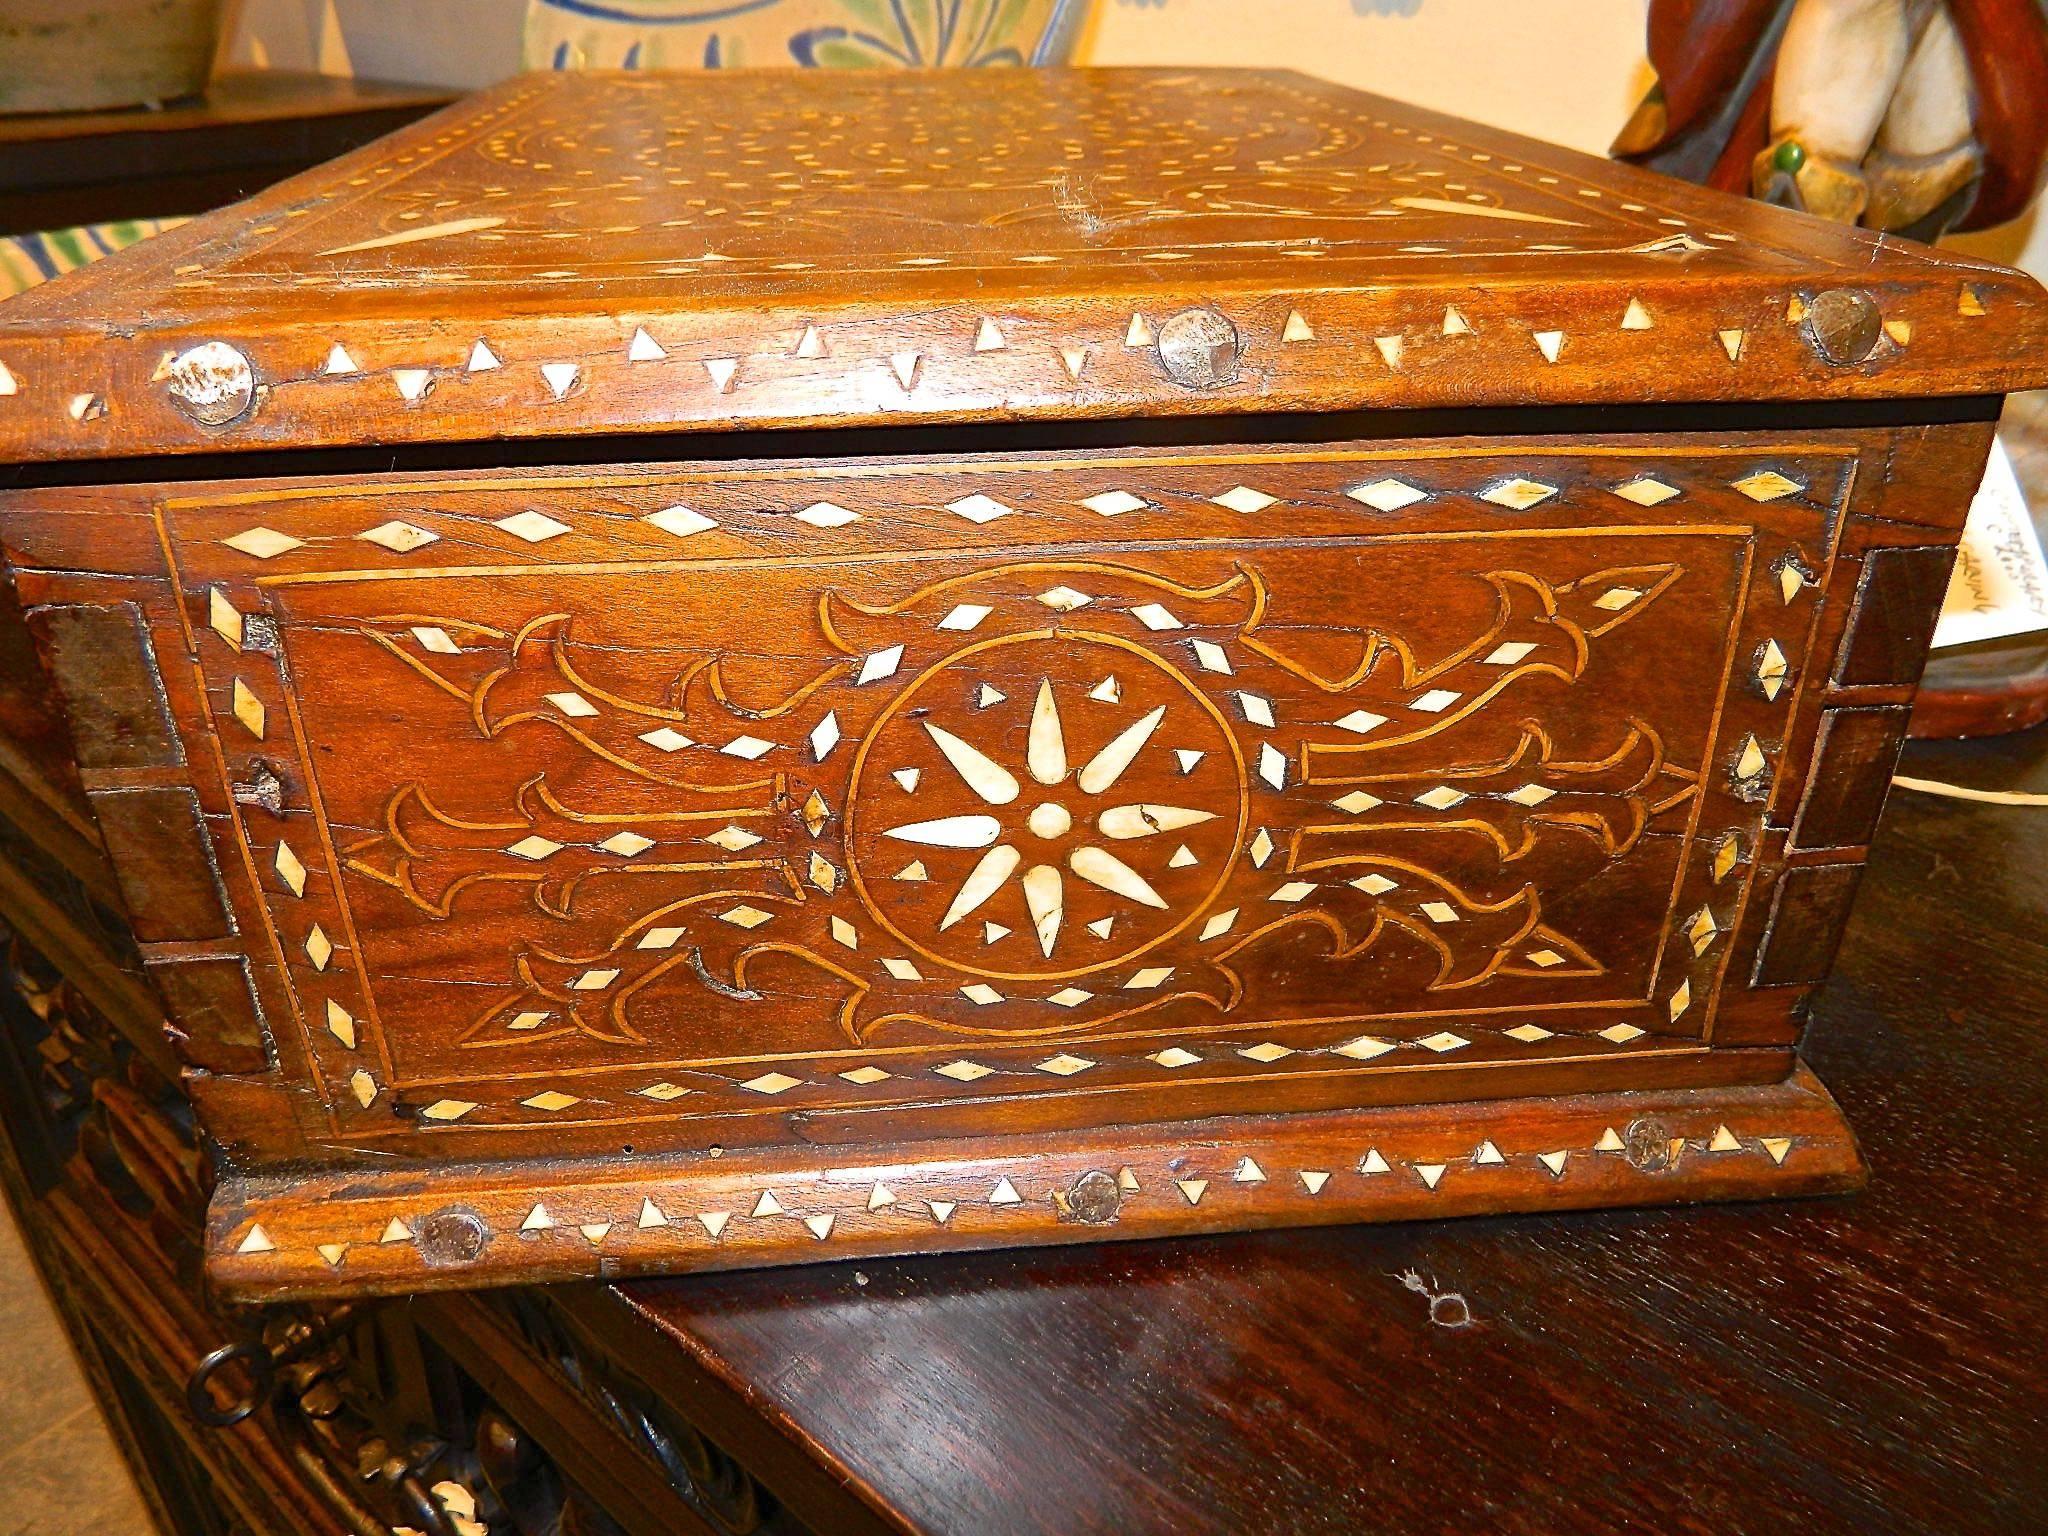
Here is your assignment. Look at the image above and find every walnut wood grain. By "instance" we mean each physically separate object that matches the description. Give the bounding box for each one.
[0,69,2034,1299]
[573,727,2048,1536]
[0,794,799,1536]
[0,70,2044,466]
[0,416,1991,1297]
[0,296,2041,1536]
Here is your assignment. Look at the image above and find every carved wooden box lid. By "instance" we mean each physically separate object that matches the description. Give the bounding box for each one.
[1,67,2045,464]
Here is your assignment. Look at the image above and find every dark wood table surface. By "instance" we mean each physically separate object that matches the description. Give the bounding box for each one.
[585,723,2048,1536]
[0,70,453,237]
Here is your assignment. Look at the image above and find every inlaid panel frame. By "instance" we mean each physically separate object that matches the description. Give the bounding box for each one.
[6,432,1861,1165]
[17,410,2010,1297]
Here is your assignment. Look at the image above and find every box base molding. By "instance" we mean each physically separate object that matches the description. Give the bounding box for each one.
[208,1061,1864,1300]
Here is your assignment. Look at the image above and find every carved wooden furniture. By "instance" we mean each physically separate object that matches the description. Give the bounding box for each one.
[605,719,2048,1536]
[0,580,813,1533]
[1,68,2043,1300]
[4,622,2042,1536]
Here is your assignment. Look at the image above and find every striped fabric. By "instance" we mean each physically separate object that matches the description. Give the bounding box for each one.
[0,218,185,300]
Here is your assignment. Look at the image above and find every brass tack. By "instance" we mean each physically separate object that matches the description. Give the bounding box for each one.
[1803,288,1883,366]
[1623,1117,1678,1173]
[1061,1169,1124,1225]
[1157,308,1240,389]
[417,1208,489,1264]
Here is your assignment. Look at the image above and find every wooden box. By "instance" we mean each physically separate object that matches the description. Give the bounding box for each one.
[1,70,2041,1300]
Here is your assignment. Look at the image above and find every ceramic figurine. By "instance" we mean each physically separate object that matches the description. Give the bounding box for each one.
[1615,0,2048,239]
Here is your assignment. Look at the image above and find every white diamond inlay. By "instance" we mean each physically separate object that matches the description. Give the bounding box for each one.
[1212,485,1277,514]
[1259,743,1286,789]
[1612,476,1681,507]
[225,527,303,560]
[858,645,904,684]
[647,505,717,538]
[496,510,570,543]
[810,711,841,760]
[1082,490,1146,517]
[794,501,858,528]
[1347,478,1427,513]
[1481,478,1558,510]
[360,521,438,553]
[1334,1035,1395,1060]
[1334,709,1387,734]
[1734,470,1803,502]
[947,493,1014,524]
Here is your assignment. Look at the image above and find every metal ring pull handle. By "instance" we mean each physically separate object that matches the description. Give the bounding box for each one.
[185,1339,274,1428]
[184,1303,362,1429]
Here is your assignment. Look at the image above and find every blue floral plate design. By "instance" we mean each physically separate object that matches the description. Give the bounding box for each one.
[523,0,1090,71]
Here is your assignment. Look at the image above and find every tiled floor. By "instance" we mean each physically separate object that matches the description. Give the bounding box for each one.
[0,1197,155,1535]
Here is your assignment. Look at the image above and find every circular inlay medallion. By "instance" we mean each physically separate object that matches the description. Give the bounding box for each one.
[162,340,255,426]
[845,630,1248,984]
[1157,307,1241,389]
[1803,288,1882,366]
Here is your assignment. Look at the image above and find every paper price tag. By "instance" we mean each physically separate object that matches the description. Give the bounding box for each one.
[1933,435,2048,650]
